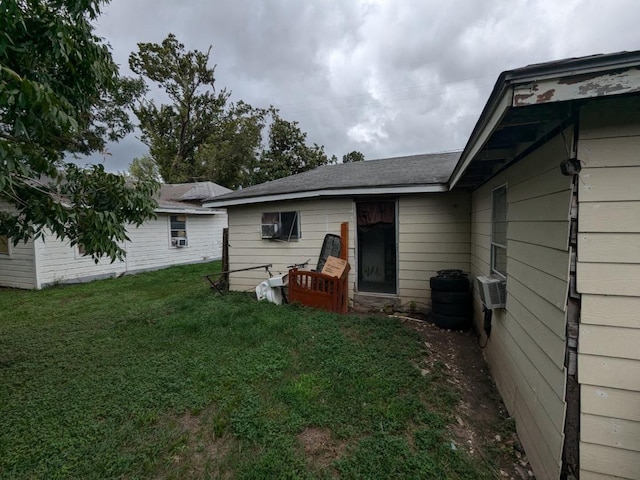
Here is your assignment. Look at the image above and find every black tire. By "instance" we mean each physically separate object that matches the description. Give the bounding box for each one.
[430,311,471,330]
[432,301,471,317]
[430,276,469,292]
[431,290,471,304]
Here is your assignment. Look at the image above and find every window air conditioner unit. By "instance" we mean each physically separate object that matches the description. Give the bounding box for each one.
[476,275,506,309]
[175,237,188,247]
[261,223,280,239]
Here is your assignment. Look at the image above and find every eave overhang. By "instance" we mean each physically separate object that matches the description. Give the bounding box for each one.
[450,52,640,190]
[203,184,448,208]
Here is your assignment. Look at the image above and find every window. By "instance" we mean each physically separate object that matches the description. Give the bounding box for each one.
[0,235,9,255]
[170,215,188,247]
[261,211,300,241]
[491,185,507,277]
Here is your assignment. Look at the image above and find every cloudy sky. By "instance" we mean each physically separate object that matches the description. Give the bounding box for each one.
[89,0,639,173]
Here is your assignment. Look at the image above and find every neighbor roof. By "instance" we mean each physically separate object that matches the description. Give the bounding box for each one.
[203,152,460,207]
[450,49,640,189]
[157,181,231,213]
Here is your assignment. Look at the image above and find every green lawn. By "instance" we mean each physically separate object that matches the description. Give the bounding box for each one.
[0,262,498,479]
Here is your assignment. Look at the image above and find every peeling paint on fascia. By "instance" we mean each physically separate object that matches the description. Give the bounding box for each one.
[513,66,640,106]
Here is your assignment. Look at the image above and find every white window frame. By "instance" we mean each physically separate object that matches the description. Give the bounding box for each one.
[0,235,11,257]
[490,185,507,278]
[261,211,301,241]
[169,214,188,248]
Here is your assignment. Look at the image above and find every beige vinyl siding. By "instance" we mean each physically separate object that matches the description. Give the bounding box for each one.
[577,95,640,480]
[0,238,37,289]
[470,131,573,480]
[226,198,356,295]
[226,193,470,307]
[397,192,470,308]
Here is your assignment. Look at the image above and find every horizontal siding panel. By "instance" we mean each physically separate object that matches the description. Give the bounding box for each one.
[398,241,470,254]
[580,95,640,140]
[506,294,566,369]
[581,294,640,328]
[579,135,640,167]
[399,192,469,209]
[577,263,640,296]
[398,253,470,263]
[508,221,570,251]
[581,470,632,480]
[508,258,568,310]
[513,388,562,480]
[580,167,640,202]
[579,202,640,233]
[582,414,640,452]
[579,233,640,263]
[506,276,566,339]
[399,262,469,280]
[582,385,640,422]
[508,240,570,281]
[491,319,565,452]
[507,190,572,222]
[579,355,640,391]
[580,325,640,361]
[508,166,572,204]
[502,309,566,401]
[398,223,470,234]
[580,442,640,480]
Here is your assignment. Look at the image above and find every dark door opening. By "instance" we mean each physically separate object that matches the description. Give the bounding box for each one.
[356,201,397,294]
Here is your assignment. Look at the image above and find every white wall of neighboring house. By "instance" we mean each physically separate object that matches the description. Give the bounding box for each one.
[576,96,640,480]
[0,238,37,289]
[0,211,227,289]
[470,131,574,480]
[124,212,227,273]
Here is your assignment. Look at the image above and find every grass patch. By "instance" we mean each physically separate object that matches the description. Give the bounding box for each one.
[1,262,496,479]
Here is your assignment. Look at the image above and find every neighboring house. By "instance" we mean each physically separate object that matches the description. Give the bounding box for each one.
[206,51,640,480]
[203,152,470,313]
[0,182,230,289]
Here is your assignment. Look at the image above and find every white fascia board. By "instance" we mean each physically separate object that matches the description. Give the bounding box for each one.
[449,86,513,188]
[513,66,640,106]
[154,208,219,215]
[203,184,448,208]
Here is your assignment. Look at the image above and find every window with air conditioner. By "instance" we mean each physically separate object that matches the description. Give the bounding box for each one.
[491,185,507,277]
[261,211,300,241]
[170,215,188,247]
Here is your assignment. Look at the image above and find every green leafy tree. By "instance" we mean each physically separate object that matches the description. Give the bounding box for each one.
[129,34,230,183]
[194,101,268,189]
[0,0,158,262]
[130,34,331,188]
[128,155,162,183]
[342,151,365,163]
[249,115,331,185]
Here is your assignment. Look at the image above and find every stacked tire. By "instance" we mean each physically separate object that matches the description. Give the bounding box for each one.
[429,270,472,330]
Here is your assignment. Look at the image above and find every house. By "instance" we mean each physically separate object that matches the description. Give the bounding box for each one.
[0,182,230,289]
[205,50,640,480]
[203,152,470,313]
[453,51,640,480]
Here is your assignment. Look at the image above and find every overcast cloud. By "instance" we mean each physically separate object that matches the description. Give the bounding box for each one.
[87,0,640,173]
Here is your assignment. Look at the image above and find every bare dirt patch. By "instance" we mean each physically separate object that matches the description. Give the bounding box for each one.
[160,409,235,480]
[297,426,347,471]
[395,314,535,480]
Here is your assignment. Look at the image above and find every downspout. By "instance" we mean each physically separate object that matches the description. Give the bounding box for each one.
[561,115,582,480]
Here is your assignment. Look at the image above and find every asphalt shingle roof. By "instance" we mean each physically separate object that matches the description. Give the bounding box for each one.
[205,152,460,204]
[157,182,231,210]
